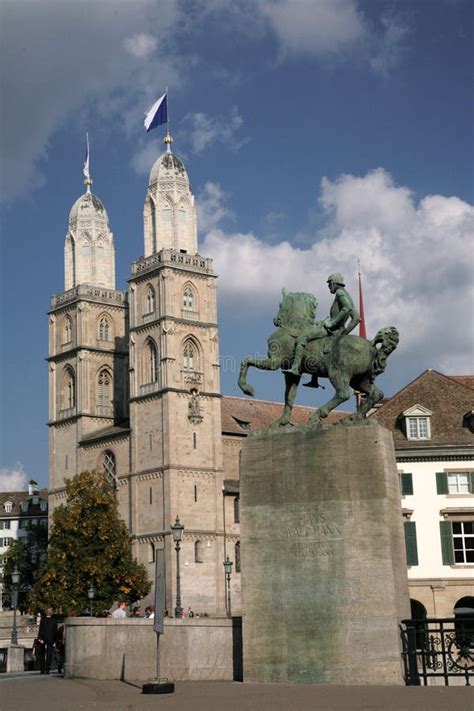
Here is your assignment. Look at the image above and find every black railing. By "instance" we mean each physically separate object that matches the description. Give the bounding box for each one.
[400,617,474,686]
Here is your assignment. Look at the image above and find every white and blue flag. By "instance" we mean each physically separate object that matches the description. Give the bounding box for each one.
[144,93,168,133]
[83,133,90,180]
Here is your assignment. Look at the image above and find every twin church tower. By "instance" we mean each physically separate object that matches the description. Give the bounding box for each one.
[48,134,233,613]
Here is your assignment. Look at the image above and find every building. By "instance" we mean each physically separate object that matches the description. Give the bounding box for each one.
[47,134,473,617]
[0,480,48,610]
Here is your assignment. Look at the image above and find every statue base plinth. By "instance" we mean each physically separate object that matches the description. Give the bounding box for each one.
[240,421,410,685]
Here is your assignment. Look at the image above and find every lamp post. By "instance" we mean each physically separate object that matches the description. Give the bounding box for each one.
[223,555,233,619]
[87,584,96,617]
[170,516,184,618]
[11,566,20,645]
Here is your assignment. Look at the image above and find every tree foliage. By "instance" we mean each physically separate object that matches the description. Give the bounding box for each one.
[3,522,48,602]
[31,471,150,613]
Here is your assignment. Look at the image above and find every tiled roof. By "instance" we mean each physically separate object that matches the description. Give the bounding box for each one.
[0,489,48,518]
[449,375,474,391]
[221,396,347,435]
[371,369,474,448]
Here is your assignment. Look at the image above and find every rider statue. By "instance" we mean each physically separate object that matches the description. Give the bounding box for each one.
[284,273,361,382]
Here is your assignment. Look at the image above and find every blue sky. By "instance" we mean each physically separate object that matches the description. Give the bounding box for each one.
[1,0,473,491]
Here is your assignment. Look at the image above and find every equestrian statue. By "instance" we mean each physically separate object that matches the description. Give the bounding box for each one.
[238,273,399,428]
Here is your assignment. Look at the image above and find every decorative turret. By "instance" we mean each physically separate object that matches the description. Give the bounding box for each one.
[143,133,198,256]
[64,141,116,290]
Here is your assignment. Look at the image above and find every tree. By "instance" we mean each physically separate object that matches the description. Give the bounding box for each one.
[31,471,151,613]
[3,522,48,606]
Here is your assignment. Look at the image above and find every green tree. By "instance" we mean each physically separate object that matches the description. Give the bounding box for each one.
[3,522,48,605]
[31,471,150,613]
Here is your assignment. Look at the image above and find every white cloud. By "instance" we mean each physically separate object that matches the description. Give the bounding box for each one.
[197,182,233,233]
[124,33,158,58]
[201,169,474,373]
[0,462,27,492]
[181,107,249,154]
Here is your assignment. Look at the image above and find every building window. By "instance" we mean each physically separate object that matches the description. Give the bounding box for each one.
[97,369,112,408]
[146,340,158,383]
[400,473,414,496]
[234,496,240,524]
[235,541,241,573]
[64,368,75,409]
[20,501,28,513]
[448,472,474,495]
[148,542,155,564]
[195,540,204,563]
[103,451,116,486]
[183,341,195,371]
[98,316,110,341]
[408,416,428,439]
[404,521,419,566]
[145,284,155,314]
[0,520,11,530]
[4,501,12,513]
[63,316,72,344]
[183,286,194,310]
[193,432,197,449]
[452,522,474,564]
[194,484,198,502]
[40,501,47,512]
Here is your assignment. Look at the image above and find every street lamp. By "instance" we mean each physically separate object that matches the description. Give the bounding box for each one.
[170,516,184,618]
[223,556,233,619]
[87,584,96,617]
[11,566,20,645]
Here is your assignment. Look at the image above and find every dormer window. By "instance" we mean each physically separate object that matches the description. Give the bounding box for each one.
[403,404,432,440]
[4,501,13,513]
[32,495,39,505]
[40,501,47,512]
[21,501,29,512]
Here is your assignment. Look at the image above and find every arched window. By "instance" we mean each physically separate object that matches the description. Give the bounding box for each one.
[235,541,241,573]
[410,599,427,650]
[183,341,196,371]
[183,286,194,310]
[103,450,116,486]
[234,496,240,524]
[98,316,110,341]
[146,340,158,383]
[145,284,155,314]
[63,367,75,409]
[97,369,112,408]
[63,316,72,344]
[4,501,13,513]
[194,540,204,563]
[454,596,474,637]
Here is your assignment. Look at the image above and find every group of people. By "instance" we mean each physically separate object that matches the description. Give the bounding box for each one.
[110,602,155,618]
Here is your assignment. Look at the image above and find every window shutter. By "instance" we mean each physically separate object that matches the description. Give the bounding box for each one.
[470,472,474,494]
[404,521,419,566]
[436,472,448,495]
[439,521,454,565]
[401,473,414,496]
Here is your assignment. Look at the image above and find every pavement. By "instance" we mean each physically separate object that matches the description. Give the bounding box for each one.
[0,672,473,711]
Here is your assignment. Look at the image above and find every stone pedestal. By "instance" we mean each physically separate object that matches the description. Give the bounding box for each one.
[240,421,410,685]
[7,645,24,673]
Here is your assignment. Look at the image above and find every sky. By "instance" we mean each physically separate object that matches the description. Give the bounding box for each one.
[0,0,473,491]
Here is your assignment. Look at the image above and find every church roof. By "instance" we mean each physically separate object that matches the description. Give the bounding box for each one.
[68,190,109,225]
[148,148,189,186]
[221,396,348,435]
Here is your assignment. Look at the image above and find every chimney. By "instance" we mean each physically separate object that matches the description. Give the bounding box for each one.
[28,479,38,496]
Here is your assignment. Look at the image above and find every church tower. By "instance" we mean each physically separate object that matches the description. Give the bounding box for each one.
[128,133,226,613]
[48,162,129,504]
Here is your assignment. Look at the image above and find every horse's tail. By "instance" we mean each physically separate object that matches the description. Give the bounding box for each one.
[371,326,399,376]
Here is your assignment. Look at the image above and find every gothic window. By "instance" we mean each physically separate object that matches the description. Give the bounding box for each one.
[195,540,204,563]
[103,450,116,486]
[97,369,112,408]
[98,316,111,341]
[146,339,158,383]
[234,496,240,524]
[235,541,241,573]
[183,285,195,311]
[63,367,76,409]
[183,341,196,371]
[145,284,156,314]
[148,542,155,564]
[63,316,72,344]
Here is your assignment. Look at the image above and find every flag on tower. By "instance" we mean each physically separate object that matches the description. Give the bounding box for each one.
[144,93,168,133]
[83,133,90,180]
[358,264,367,339]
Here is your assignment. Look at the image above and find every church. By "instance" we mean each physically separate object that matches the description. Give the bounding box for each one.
[47,133,473,619]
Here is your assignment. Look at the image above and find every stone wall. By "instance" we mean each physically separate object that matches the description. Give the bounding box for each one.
[65,616,242,682]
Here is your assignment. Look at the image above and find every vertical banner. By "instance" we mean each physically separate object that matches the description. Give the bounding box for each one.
[153,548,165,634]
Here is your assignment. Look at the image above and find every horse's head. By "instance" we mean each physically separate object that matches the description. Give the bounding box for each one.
[274,290,317,330]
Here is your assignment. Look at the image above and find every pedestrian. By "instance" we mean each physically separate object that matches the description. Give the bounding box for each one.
[111,601,128,618]
[148,606,155,619]
[36,607,58,674]
[187,606,194,618]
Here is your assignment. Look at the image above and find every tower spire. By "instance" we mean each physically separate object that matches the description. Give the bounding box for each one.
[357,259,367,339]
[83,132,92,193]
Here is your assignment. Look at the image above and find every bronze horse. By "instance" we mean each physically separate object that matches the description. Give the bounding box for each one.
[238,290,399,428]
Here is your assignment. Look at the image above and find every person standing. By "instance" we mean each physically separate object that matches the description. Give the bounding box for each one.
[111,601,128,618]
[37,607,58,674]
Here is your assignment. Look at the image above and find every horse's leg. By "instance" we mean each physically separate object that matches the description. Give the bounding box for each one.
[272,373,301,427]
[307,369,351,427]
[357,380,384,417]
[238,355,282,397]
